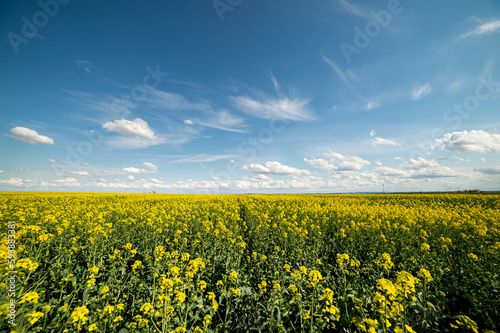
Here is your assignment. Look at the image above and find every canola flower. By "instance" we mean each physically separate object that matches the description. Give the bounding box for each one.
[0,192,498,332]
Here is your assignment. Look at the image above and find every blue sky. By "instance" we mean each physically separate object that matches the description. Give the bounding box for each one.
[1,0,500,193]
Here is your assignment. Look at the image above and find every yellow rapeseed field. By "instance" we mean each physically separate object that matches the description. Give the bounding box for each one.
[1,193,499,332]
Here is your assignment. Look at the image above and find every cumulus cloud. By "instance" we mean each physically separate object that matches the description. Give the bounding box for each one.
[143,162,158,171]
[0,178,23,186]
[371,137,400,147]
[242,161,311,176]
[373,167,407,177]
[68,171,90,176]
[231,96,314,121]
[103,118,156,140]
[184,119,194,125]
[53,178,81,186]
[434,130,500,153]
[7,127,54,144]
[123,167,148,174]
[305,151,370,172]
[462,19,500,38]
[402,157,458,178]
[412,83,431,100]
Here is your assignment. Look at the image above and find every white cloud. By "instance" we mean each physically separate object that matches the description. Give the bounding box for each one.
[151,178,163,184]
[126,175,136,180]
[13,167,31,172]
[462,20,500,38]
[123,167,148,174]
[434,130,500,153]
[76,59,92,73]
[8,127,54,144]
[402,157,458,178]
[193,110,247,133]
[305,151,370,172]
[412,83,431,100]
[242,161,311,176]
[143,162,158,171]
[184,119,194,125]
[371,137,400,147]
[370,130,376,137]
[0,178,23,186]
[474,167,500,175]
[373,167,407,177]
[147,90,210,112]
[48,158,56,163]
[365,101,379,110]
[68,171,90,176]
[0,170,3,174]
[53,178,81,186]
[231,96,314,121]
[173,154,237,163]
[103,118,157,140]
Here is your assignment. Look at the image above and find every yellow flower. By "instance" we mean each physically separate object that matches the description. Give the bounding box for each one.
[140,303,153,315]
[70,305,89,327]
[299,266,307,275]
[417,268,433,282]
[467,253,479,261]
[283,263,291,272]
[181,253,190,261]
[198,280,207,292]
[308,270,323,283]
[421,243,430,251]
[229,271,238,282]
[89,266,99,275]
[336,253,350,266]
[175,291,186,303]
[451,315,479,333]
[304,311,310,320]
[230,287,242,296]
[88,323,98,331]
[132,261,143,270]
[27,311,44,325]
[19,292,39,304]
[374,253,394,270]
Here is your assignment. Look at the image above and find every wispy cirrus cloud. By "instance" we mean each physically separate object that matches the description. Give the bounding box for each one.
[190,110,247,133]
[412,83,432,100]
[462,19,500,38]
[231,96,314,121]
